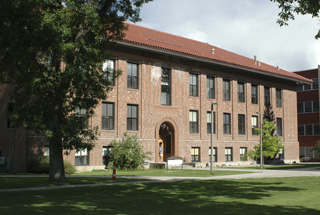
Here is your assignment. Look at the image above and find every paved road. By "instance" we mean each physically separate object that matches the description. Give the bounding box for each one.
[1,167,320,192]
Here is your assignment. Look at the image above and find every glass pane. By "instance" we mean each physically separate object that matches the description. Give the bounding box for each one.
[207,113,211,123]
[132,105,137,117]
[298,125,305,135]
[313,102,319,112]
[306,125,313,135]
[297,103,304,113]
[305,102,312,112]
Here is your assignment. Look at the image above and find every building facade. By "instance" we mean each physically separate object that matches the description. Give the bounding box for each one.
[0,23,311,172]
[295,66,320,161]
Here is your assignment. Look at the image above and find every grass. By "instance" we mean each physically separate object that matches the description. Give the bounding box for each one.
[0,177,145,189]
[226,163,320,170]
[0,177,320,214]
[0,169,252,189]
[74,168,253,177]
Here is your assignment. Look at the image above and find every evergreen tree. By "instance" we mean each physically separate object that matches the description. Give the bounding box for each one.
[248,119,284,161]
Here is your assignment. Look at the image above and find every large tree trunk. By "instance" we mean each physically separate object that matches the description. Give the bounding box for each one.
[49,137,66,181]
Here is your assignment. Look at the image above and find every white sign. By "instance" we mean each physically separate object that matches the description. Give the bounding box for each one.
[167,160,183,166]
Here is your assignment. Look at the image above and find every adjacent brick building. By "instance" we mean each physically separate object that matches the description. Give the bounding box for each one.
[295,66,320,161]
[0,23,311,172]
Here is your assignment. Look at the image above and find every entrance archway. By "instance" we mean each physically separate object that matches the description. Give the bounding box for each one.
[159,123,173,162]
[155,118,178,163]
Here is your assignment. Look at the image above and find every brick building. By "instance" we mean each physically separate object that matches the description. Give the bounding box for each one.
[0,23,311,172]
[295,66,320,161]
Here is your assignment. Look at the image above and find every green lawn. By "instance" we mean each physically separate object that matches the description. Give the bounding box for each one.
[0,177,319,214]
[74,169,253,177]
[0,169,252,189]
[227,163,320,170]
[0,177,144,189]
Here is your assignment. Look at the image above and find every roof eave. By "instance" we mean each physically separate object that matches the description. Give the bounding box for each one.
[116,41,312,85]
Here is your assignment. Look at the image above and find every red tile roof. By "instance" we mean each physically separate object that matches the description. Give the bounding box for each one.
[122,23,311,83]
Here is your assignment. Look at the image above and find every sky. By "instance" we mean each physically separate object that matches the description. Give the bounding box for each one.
[134,0,320,72]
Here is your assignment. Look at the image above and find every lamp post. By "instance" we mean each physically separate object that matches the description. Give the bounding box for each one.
[210,102,219,174]
[257,112,263,169]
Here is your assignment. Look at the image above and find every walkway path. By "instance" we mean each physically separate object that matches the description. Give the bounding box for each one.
[1,167,320,192]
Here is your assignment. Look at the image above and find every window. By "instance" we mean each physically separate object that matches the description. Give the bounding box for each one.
[127,104,138,131]
[190,110,199,133]
[297,103,304,113]
[161,68,171,105]
[238,82,245,102]
[189,73,198,97]
[298,125,305,136]
[300,124,320,136]
[296,85,304,91]
[314,124,320,135]
[103,146,112,165]
[223,113,231,134]
[264,87,270,106]
[252,116,258,135]
[312,78,318,89]
[102,102,114,130]
[209,147,217,162]
[75,149,89,166]
[207,77,215,99]
[223,79,230,101]
[238,114,245,135]
[207,112,216,134]
[75,107,88,129]
[313,101,319,112]
[305,102,312,113]
[240,147,247,161]
[191,147,200,162]
[276,89,282,107]
[304,84,312,90]
[251,84,258,104]
[103,59,115,85]
[127,63,138,89]
[306,124,313,135]
[277,118,283,136]
[225,147,233,162]
[44,146,50,157]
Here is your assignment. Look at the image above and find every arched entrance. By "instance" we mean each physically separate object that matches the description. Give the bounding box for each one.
[158,122,174,162]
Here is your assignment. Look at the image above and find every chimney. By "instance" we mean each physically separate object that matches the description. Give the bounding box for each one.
[211,48,215,54]
[254,55,257,65]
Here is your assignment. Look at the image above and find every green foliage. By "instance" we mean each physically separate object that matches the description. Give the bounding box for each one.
[28,156,50,173]
[271,0,320,39]
[28,156,76,174]
[312,141,320,157]
[64,160,76,175]
[0,0,151,180]
[248,120,284,160]
[107,133,151,170]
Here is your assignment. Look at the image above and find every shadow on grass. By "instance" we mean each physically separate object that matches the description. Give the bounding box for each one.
[1,179,319,215]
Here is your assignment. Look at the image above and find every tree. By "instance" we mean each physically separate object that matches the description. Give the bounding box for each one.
[0,0,151,181]
[271,0,320,39]
[107,133,151,170]
[312,141,320,157]
[248,119,284,161]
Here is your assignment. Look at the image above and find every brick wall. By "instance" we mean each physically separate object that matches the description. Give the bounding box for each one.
[0,47,301,171]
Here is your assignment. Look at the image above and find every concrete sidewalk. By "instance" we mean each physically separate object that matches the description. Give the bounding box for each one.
[1,167,320,192]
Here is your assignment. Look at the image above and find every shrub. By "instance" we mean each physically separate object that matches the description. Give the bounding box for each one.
[64,160,76,174]
[28,156,50,173]
[28,157,76,174]
[107,133,151,170]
